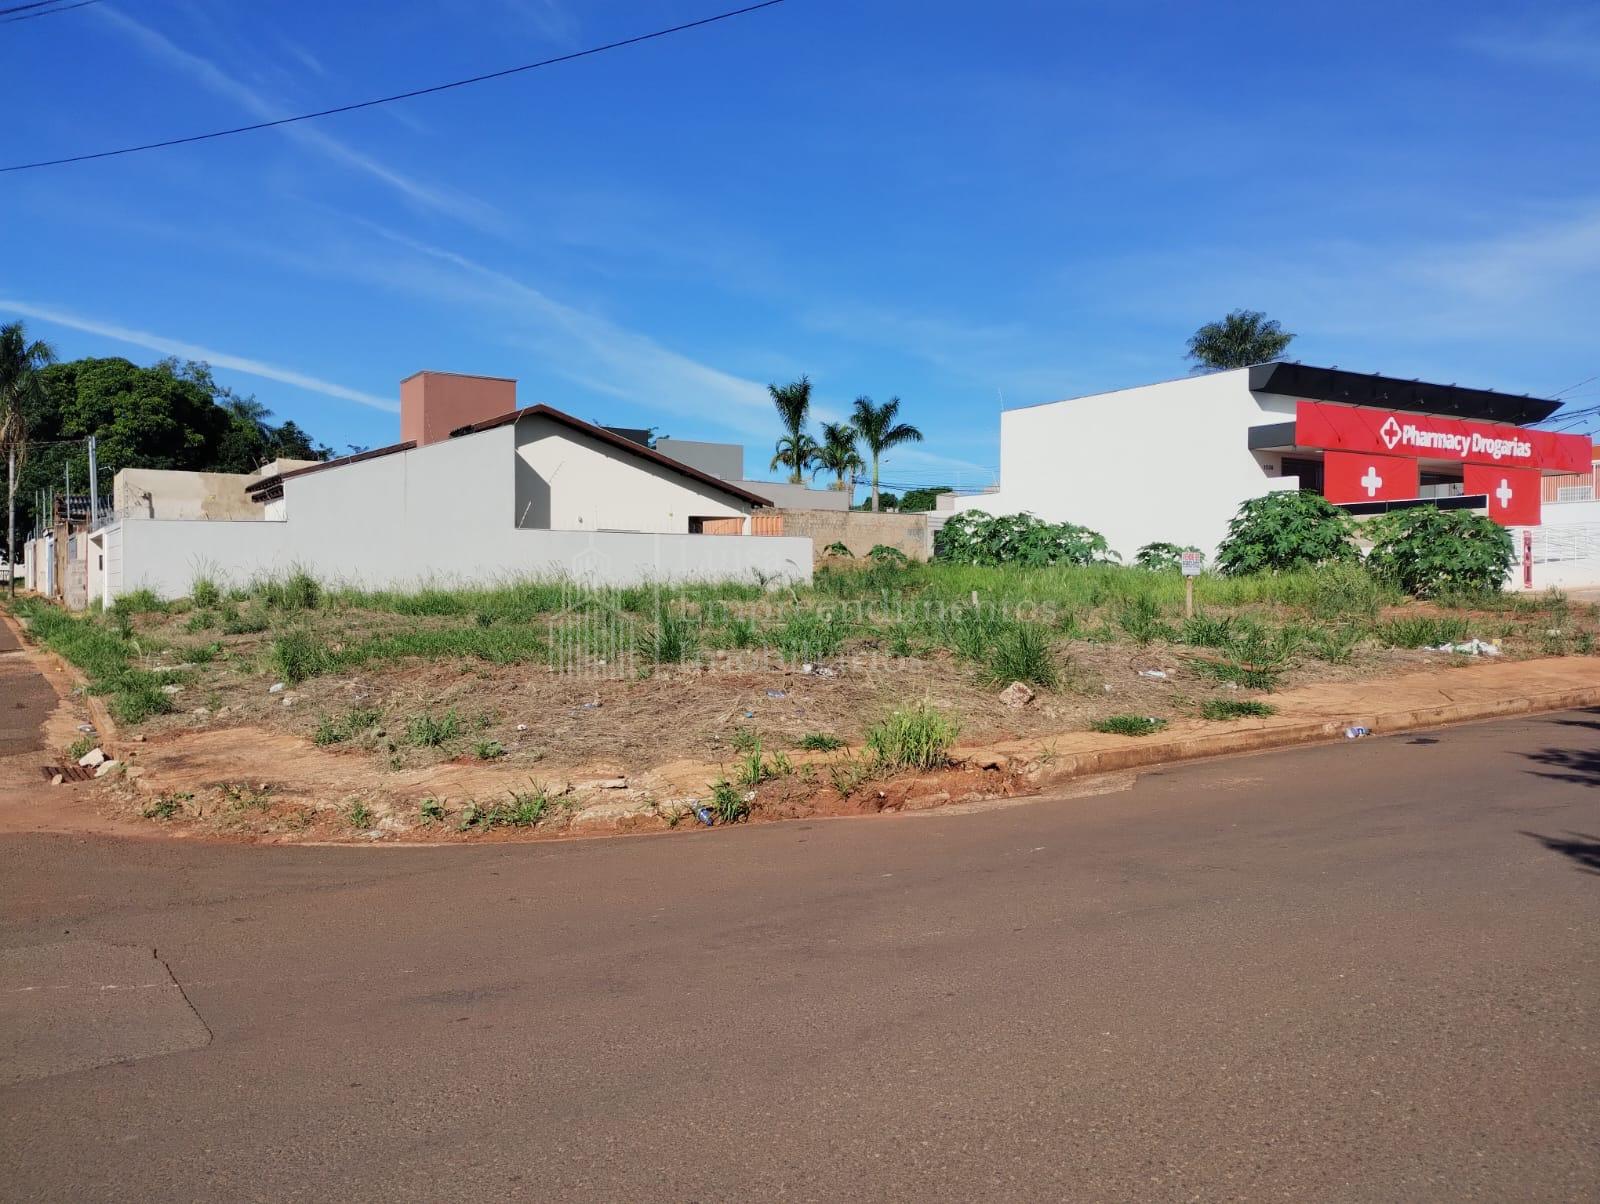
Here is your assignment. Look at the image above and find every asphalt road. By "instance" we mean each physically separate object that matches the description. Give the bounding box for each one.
[2,711,1598,1202]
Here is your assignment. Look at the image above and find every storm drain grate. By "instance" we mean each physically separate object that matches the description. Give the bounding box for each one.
[42,764,95,783]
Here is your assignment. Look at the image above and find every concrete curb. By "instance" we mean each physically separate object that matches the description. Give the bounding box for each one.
[1017,680,1600,793]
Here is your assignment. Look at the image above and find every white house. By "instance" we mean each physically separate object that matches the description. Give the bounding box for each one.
[954,363,1596,585]
[86,371,811,603]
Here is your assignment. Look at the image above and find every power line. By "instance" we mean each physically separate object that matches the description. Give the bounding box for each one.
[0,0,788,172]
[1551,374,1597,397]
[1,0,106,23]
[0,0,75,15]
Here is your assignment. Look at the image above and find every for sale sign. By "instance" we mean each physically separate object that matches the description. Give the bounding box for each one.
[1295,402,1591,474]
[1180,551,1204,577]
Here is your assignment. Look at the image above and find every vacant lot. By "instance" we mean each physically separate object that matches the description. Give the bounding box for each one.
[11,561,1596,837]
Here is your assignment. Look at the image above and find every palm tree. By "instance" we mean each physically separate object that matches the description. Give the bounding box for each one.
[1185,309,1295,372]
[226,393,274,438]
[1,321,56,596]
[812,421,863,502]
[850,395,922,512]
[767,375,818,483]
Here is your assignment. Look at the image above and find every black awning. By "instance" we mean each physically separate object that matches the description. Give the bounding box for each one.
[1249,363,1560,426]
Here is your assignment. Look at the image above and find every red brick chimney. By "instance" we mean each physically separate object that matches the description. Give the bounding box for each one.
[400,371,517,447]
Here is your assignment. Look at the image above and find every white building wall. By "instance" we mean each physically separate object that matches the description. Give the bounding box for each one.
[955,369,1293,560]
[512,417,752,533]
[105,427,810,599]
[738,479,849,511]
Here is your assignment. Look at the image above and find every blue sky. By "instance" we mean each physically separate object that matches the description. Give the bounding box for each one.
[3,0,1598,490]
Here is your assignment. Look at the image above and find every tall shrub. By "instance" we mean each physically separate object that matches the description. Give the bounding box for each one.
[1364,508,1513,598]
[934,512,1113,567]
[1216,492,1355,575]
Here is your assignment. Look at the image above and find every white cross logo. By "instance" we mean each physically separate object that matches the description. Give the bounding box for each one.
[1379,417,1402,450]
[1495,479,1513,509]
[1360,465,1384,498]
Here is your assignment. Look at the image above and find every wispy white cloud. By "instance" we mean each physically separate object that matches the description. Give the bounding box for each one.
[1085,200,1600,369]
[1461,10,1600,78]
[0,299,397,412]
[98,7,503,233]
[348,223,778,433]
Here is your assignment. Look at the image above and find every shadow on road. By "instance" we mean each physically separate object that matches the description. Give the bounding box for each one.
[1522,744,1600,788]
[1521,831,1600,876]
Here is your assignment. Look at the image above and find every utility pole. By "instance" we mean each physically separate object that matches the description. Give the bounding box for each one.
[87,435,98,529]
[5,447,14,597]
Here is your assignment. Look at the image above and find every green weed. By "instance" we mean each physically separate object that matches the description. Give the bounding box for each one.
[142,792,190,820]
[1117,596,1172,645]
[1200,699,1276,720]
[1093,714,1168,736]
[864,702,959,773]
[257,570,322,612]
[796,732,845,751]
[981,622,1058,688]
[222,609,268,636]
[709,779,750,823]
[473,739,506,761]
[636,611,699,665]
[772,608,849,663]
[407,709,461,747]
[271,629,332,684]
[419,797,447,825]
[1380,614,1470,649]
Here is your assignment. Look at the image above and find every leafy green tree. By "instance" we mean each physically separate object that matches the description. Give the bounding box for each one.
[1,321,56,586]
[850,395,922,512]
[1215,491,1356,575]
[898,486,951,512]
[1185,309,1295,372]
[10,354,329,542]
[812,421,863,500]
[853,491,898,511]
[271,421,329,462]
[767,375,818,484]
[1364,508,1513,598]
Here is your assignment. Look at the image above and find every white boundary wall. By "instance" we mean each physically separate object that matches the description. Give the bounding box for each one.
[105,520,810,599]
[92,421,810,600]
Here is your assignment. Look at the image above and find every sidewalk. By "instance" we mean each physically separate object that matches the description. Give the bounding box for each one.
[967,656,1600,788]
[0,610,123,836]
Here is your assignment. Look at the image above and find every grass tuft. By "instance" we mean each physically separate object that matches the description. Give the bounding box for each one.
[981,622,1059,688]
[407,709,461,747]
[864,702,960,773]
[1093,714,1168,736]
[796,731,845,752]
[1199,698,1276,720]
[271,629,332,684]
